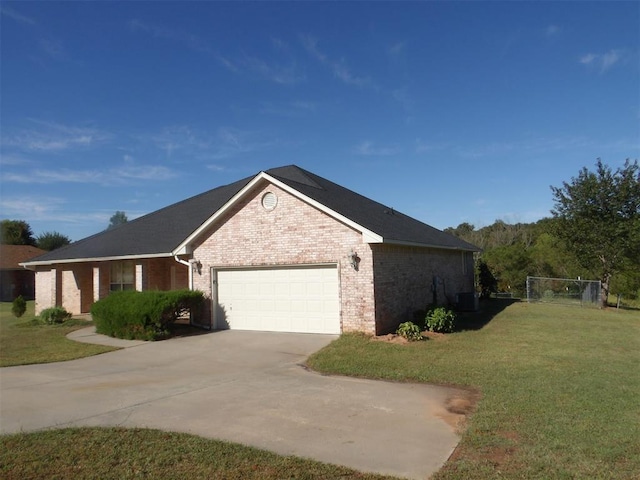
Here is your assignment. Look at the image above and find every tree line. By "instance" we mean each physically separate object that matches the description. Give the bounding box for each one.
[1,211,129,252]
[446,159,640,306]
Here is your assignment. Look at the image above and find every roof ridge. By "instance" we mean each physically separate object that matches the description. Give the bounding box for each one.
[266,165,324,189]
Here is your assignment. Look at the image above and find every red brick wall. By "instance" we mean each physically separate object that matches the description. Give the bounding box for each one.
[191,182,377,334]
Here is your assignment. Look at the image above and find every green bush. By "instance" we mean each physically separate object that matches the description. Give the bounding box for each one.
[91,289,205,341]
[396,321,423,341]
[39,306,72,325]
[11,295,27,318]
[425,307,457,333]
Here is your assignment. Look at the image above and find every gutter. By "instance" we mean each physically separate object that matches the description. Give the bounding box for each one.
[174,255,194,290]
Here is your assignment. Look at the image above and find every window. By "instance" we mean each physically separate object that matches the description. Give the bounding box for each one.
[110,262,134,291]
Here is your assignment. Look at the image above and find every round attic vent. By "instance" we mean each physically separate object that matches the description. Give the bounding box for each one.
[261,191,278,210]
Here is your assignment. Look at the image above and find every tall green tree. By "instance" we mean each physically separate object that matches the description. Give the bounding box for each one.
[107,211,128,230]
[550,159,640,306]
[36,231,72,251]
[0,220,36,245]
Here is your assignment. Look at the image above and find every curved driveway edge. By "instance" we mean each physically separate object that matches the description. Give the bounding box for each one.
[66,326,148,348]
[1,330,463,480]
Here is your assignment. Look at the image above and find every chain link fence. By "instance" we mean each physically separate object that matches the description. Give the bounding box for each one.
[526,276,602,307]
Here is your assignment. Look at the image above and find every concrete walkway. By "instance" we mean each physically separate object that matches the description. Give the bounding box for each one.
[66,326,148,348]
[1,330,464,479]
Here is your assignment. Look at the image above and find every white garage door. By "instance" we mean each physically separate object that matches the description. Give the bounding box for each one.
[214,265,340,334]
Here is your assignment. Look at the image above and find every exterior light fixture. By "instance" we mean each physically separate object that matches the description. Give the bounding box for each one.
[191,260,202,274]
[348,250,360,271]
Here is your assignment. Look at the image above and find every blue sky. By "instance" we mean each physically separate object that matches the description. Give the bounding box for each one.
[1,1,638,241]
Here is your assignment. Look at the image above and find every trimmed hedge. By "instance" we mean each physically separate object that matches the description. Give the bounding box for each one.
[91,289,205,341]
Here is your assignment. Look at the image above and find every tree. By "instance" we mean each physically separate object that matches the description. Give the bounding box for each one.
[0,220,36,245]
[107,211,128,230]
[12,295,26,318]
[36,231,72,251]
[477,260,498,299]
[551,159,640,306]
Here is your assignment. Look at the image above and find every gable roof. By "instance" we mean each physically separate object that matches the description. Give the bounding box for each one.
[1,245,47,269]
[22,165,479,266]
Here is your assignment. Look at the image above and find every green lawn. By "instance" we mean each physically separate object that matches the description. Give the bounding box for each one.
[0,427,398,480]
[0,301,118,367]
[307,301,640,479]
[2,300,638,479]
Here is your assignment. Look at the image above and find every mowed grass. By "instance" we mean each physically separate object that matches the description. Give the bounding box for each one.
[0,427,399,480]
[0,301,118,367]
[308,301,640,479]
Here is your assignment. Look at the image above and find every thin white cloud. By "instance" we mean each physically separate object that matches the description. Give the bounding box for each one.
[544,25,561,37]
[210,127,280,160]
[259,100,317,116]
[354,141,400,156]
[0,196,140,233]
[387,41,405,56]
[2,120,110,152]
[456,135,594,158]
[579,49,623,73]
[0,5,36,25]
[0,153,36,166]
[301,34,374,88]
[3,164,177,185]
[39,38,67,60]
[415,140,451,154]
[128,19,239,72]
[241,55,304,85]
[148,125,211,158]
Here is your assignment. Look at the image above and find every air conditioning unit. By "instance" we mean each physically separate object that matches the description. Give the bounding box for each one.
[456,292,479,312]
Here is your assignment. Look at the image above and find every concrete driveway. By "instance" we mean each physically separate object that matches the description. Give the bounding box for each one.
[0,329,463,480]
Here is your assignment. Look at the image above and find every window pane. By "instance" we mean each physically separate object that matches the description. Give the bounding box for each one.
[122,263,134,284]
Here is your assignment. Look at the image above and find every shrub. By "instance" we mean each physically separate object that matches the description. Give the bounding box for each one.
[91,289,205,341]
[11,295,27,318]
[396,321,423,341]
[39,306,72,325]
[425,307,457,333]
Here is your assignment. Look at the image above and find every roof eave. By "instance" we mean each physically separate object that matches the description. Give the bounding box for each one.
[376,238,481,252]
[20,252,175,269]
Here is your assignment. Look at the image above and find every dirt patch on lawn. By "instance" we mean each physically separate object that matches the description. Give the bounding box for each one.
[371,331,450,344]
[371,334,410,344]
[437,388,481,431]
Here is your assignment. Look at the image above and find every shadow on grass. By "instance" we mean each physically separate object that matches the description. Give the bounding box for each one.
[455,298,520,331]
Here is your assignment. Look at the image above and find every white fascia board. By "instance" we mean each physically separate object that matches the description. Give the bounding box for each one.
[173,171,384,255]
[173,174,268,255]
[20,252,174,269]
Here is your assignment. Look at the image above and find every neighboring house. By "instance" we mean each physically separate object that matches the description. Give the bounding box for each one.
[1,245,46,301]
[21,165,479,335]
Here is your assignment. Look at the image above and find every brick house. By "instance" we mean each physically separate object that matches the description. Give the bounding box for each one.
[21,166,479,335]
[1,245,47,301]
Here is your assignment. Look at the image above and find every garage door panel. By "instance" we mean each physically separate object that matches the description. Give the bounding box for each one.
[215,266,339,334]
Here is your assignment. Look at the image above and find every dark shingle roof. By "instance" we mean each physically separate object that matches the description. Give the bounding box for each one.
[268,166,479,251]
[24,165,478,265]
[1,245,47,269]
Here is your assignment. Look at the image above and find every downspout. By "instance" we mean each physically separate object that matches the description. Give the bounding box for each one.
[174,256,193,290]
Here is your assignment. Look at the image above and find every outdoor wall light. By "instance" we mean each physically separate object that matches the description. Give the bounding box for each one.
[191,260,202,275]
[348,250,360,271]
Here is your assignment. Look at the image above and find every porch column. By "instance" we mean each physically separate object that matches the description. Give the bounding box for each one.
[51,267,58,306]
[93,266,100,302]
[135,263,144,292]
